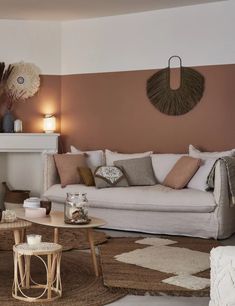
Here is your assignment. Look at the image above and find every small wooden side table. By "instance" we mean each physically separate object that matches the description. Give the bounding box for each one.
[13,242,62,303]
[0,219,32,286]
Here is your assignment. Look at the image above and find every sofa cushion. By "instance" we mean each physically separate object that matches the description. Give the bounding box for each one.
[163,156,201,189]
[93,166,129,188]
[71,145,105,167]
[78,167,95,186]
[187,158,217,191]
[114,156,156,186]
[151,154,187,183]
[54,154,87,187]
[44,184,216,213]
[189,144,235,158]
[105,149,153,166]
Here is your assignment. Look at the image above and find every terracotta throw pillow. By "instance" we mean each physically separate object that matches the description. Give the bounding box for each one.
[54,154,87,187]
[78,167,95,186]
[163,156,201,189]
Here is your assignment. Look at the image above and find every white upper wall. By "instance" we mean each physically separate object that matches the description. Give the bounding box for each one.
[0,1,234,75]
[61,0,235,74]
[0,20,61,75]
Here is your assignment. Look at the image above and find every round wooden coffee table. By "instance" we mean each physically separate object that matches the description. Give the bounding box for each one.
[15,209,106,276]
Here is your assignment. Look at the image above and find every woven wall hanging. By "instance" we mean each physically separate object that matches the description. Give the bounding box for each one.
[146,56,205,116]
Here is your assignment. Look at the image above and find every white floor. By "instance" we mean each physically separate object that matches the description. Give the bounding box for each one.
[103,229,235,306]
[107,295,209,306]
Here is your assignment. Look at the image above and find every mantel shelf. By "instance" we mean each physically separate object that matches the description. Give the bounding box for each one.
[0,133,60,153]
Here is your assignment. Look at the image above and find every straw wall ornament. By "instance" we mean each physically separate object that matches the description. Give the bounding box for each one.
[146,56,205,116]
[5,61,40,102]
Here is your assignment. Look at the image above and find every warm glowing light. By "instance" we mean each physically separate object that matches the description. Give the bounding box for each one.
[43,115,56,133]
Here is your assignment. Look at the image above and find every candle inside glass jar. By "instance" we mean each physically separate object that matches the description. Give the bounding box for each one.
[27,234,42,245]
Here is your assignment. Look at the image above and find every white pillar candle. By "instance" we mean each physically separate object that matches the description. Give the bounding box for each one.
[210,246,235,306]
[27,234,42,245]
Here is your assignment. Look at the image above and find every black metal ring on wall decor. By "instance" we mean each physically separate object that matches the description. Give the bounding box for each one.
[146,55,205,116]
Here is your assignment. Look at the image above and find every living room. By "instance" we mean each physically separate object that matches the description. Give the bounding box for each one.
[0,0,234,305]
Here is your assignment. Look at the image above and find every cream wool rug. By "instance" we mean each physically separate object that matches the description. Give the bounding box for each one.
[115,238,210,290]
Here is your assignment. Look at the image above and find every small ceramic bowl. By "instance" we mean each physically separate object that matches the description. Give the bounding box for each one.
[40,200,52,215]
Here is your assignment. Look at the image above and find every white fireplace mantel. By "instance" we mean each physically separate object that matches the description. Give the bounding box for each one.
[0,133,60,208]
[0,133,60,153]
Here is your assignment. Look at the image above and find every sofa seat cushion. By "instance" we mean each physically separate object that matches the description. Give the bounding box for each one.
[44,184,216,213]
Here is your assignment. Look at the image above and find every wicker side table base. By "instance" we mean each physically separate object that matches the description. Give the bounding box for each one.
[13,242,62,303]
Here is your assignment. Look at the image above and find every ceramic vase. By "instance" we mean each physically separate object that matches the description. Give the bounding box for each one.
[2,110,14,133]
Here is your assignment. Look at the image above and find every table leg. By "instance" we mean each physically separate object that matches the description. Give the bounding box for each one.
[54,228,59,243]
[87,228,99,277]
[47,254,52,299]
[13,250,18,296]
[21,229,26,242]
[13,229,25,287]
[51,228,59,282]
[25,255,31,289]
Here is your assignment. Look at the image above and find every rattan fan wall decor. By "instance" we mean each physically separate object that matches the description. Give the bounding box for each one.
[146,56,205,116]
[5,61,40,102]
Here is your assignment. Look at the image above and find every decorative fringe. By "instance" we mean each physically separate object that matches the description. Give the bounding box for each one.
[146,66,205,116]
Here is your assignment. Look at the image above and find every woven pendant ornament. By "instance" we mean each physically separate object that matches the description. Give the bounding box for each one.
[5,61,40,102]
[146,56,204,116]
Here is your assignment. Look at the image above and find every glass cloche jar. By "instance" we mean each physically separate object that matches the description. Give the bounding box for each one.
[64,193,90,224]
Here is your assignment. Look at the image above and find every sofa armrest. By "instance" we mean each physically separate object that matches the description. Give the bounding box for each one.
[43,153,60,192]
[213,160,235,239]
[214,160,229,206]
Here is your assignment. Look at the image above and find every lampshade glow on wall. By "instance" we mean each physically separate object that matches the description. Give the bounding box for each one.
[43,115,56,133]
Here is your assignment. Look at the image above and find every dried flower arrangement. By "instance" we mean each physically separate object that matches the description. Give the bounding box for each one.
[0,62,13,102]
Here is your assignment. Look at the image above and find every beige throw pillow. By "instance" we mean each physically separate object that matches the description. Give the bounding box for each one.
[163,156,201,189]
[54,154,87,187]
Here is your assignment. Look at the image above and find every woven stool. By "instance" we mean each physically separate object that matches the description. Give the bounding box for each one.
[13,242,62,302]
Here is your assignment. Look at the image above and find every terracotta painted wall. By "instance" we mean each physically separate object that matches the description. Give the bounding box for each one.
[61,64,235,153]
[0,75,61,133]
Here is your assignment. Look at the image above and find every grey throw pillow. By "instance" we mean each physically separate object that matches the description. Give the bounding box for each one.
[93,166,129,189]
[114,156,157,186]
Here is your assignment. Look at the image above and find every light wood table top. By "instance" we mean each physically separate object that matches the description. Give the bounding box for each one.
[0,219,32,231]
[15,209,106,229]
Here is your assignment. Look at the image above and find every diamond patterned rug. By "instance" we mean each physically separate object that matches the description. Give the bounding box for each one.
[99,236,220,297]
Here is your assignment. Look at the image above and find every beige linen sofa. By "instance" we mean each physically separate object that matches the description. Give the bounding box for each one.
[43,154,235,239]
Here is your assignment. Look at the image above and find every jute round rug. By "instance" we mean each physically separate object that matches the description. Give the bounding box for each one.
[99,236,220,297]
[0,250,125,306]
[0,223,108,251]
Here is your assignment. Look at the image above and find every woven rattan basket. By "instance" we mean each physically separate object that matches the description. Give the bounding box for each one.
[2,182,30,209]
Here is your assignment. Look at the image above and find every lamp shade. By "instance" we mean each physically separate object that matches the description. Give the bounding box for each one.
[43,115,56,133]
